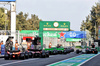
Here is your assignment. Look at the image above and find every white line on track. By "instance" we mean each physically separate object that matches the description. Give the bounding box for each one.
[0,56,54,66]
[47,53,100,66]
[78,53,100,66]
[47,54,81,66]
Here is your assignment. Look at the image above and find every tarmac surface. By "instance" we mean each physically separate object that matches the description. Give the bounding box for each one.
[0,52,100,66]
[0,52,80,66]
[82,53,100,66]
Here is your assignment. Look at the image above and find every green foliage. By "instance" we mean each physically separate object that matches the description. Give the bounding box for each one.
[80,3,100,39]
[0,8,9,30]
[0,8,42,30]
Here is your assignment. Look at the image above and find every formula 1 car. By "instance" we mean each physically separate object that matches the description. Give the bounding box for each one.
[68,47,74,52]
[4,44,29,60]
[56,48,64,54]
[62,48,71,54]
[28,49,49,58]
[4,50,29,60]
[76,48,98,54]
[45,47,58,55]
[45,47,74,55]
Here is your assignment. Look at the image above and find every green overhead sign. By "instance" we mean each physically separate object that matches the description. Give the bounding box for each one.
[66,38,81,41]
[39,21,70,49]
[43,21,70,29]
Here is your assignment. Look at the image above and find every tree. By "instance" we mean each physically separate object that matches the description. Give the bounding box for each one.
[27,14,42,30]
[0,8,9,30]
[0,7,42,30]
[80,3,100,39]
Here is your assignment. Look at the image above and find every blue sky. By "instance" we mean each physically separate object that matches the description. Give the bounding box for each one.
[0,0,98,31]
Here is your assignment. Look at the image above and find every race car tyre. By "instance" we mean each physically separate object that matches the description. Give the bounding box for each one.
[20,53,25,60]
[86,51,89,54]
[42,55,46,58]
[49,51,52,55]
[94,51,98,54]
[59,51,62,54]
[21,56,25,60]
[4,53,9,60]
[72,49,74,52]
[20,55,25,60]
[39,54,45,58]
[4,57,9,60]
[41,53,46,58]
[25,51,29,59]
[25,55,29,59]
[39,54,42,58]
[28,52,33,58]
[25,54,29,59]
[63,50,67,54]
[76,49,80,54]
[46,55,49,58]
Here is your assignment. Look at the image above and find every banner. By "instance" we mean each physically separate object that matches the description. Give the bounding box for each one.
[20,30,61,37]
[20,30,86,38]
[59,31,86,38]
[1,45,5,55]
[43,31,61,37]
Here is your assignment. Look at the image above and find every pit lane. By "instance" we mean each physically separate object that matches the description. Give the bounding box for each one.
[0,52,80,66]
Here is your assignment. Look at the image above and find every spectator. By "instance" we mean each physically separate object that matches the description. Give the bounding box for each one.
[15,42,19,50]
[91,43,95,48]
[9,39,13,51]
[27,41,31,50]
[1,41,3,45]
[57,44,60,48]
[49,42,52,48]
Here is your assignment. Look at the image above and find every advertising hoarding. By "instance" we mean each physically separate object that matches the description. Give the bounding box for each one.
[20,30,86,38]
[62,31,86,38]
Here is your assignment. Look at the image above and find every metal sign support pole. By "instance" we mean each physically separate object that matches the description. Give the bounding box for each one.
[11,2,16,48]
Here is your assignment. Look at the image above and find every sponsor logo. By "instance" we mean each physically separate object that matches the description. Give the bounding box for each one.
[53,22,59,27]
[60,23,68,27]
[59,32,65,37]
[44,22,51,27]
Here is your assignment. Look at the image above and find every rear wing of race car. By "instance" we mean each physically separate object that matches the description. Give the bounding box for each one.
[7,50,20,53]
